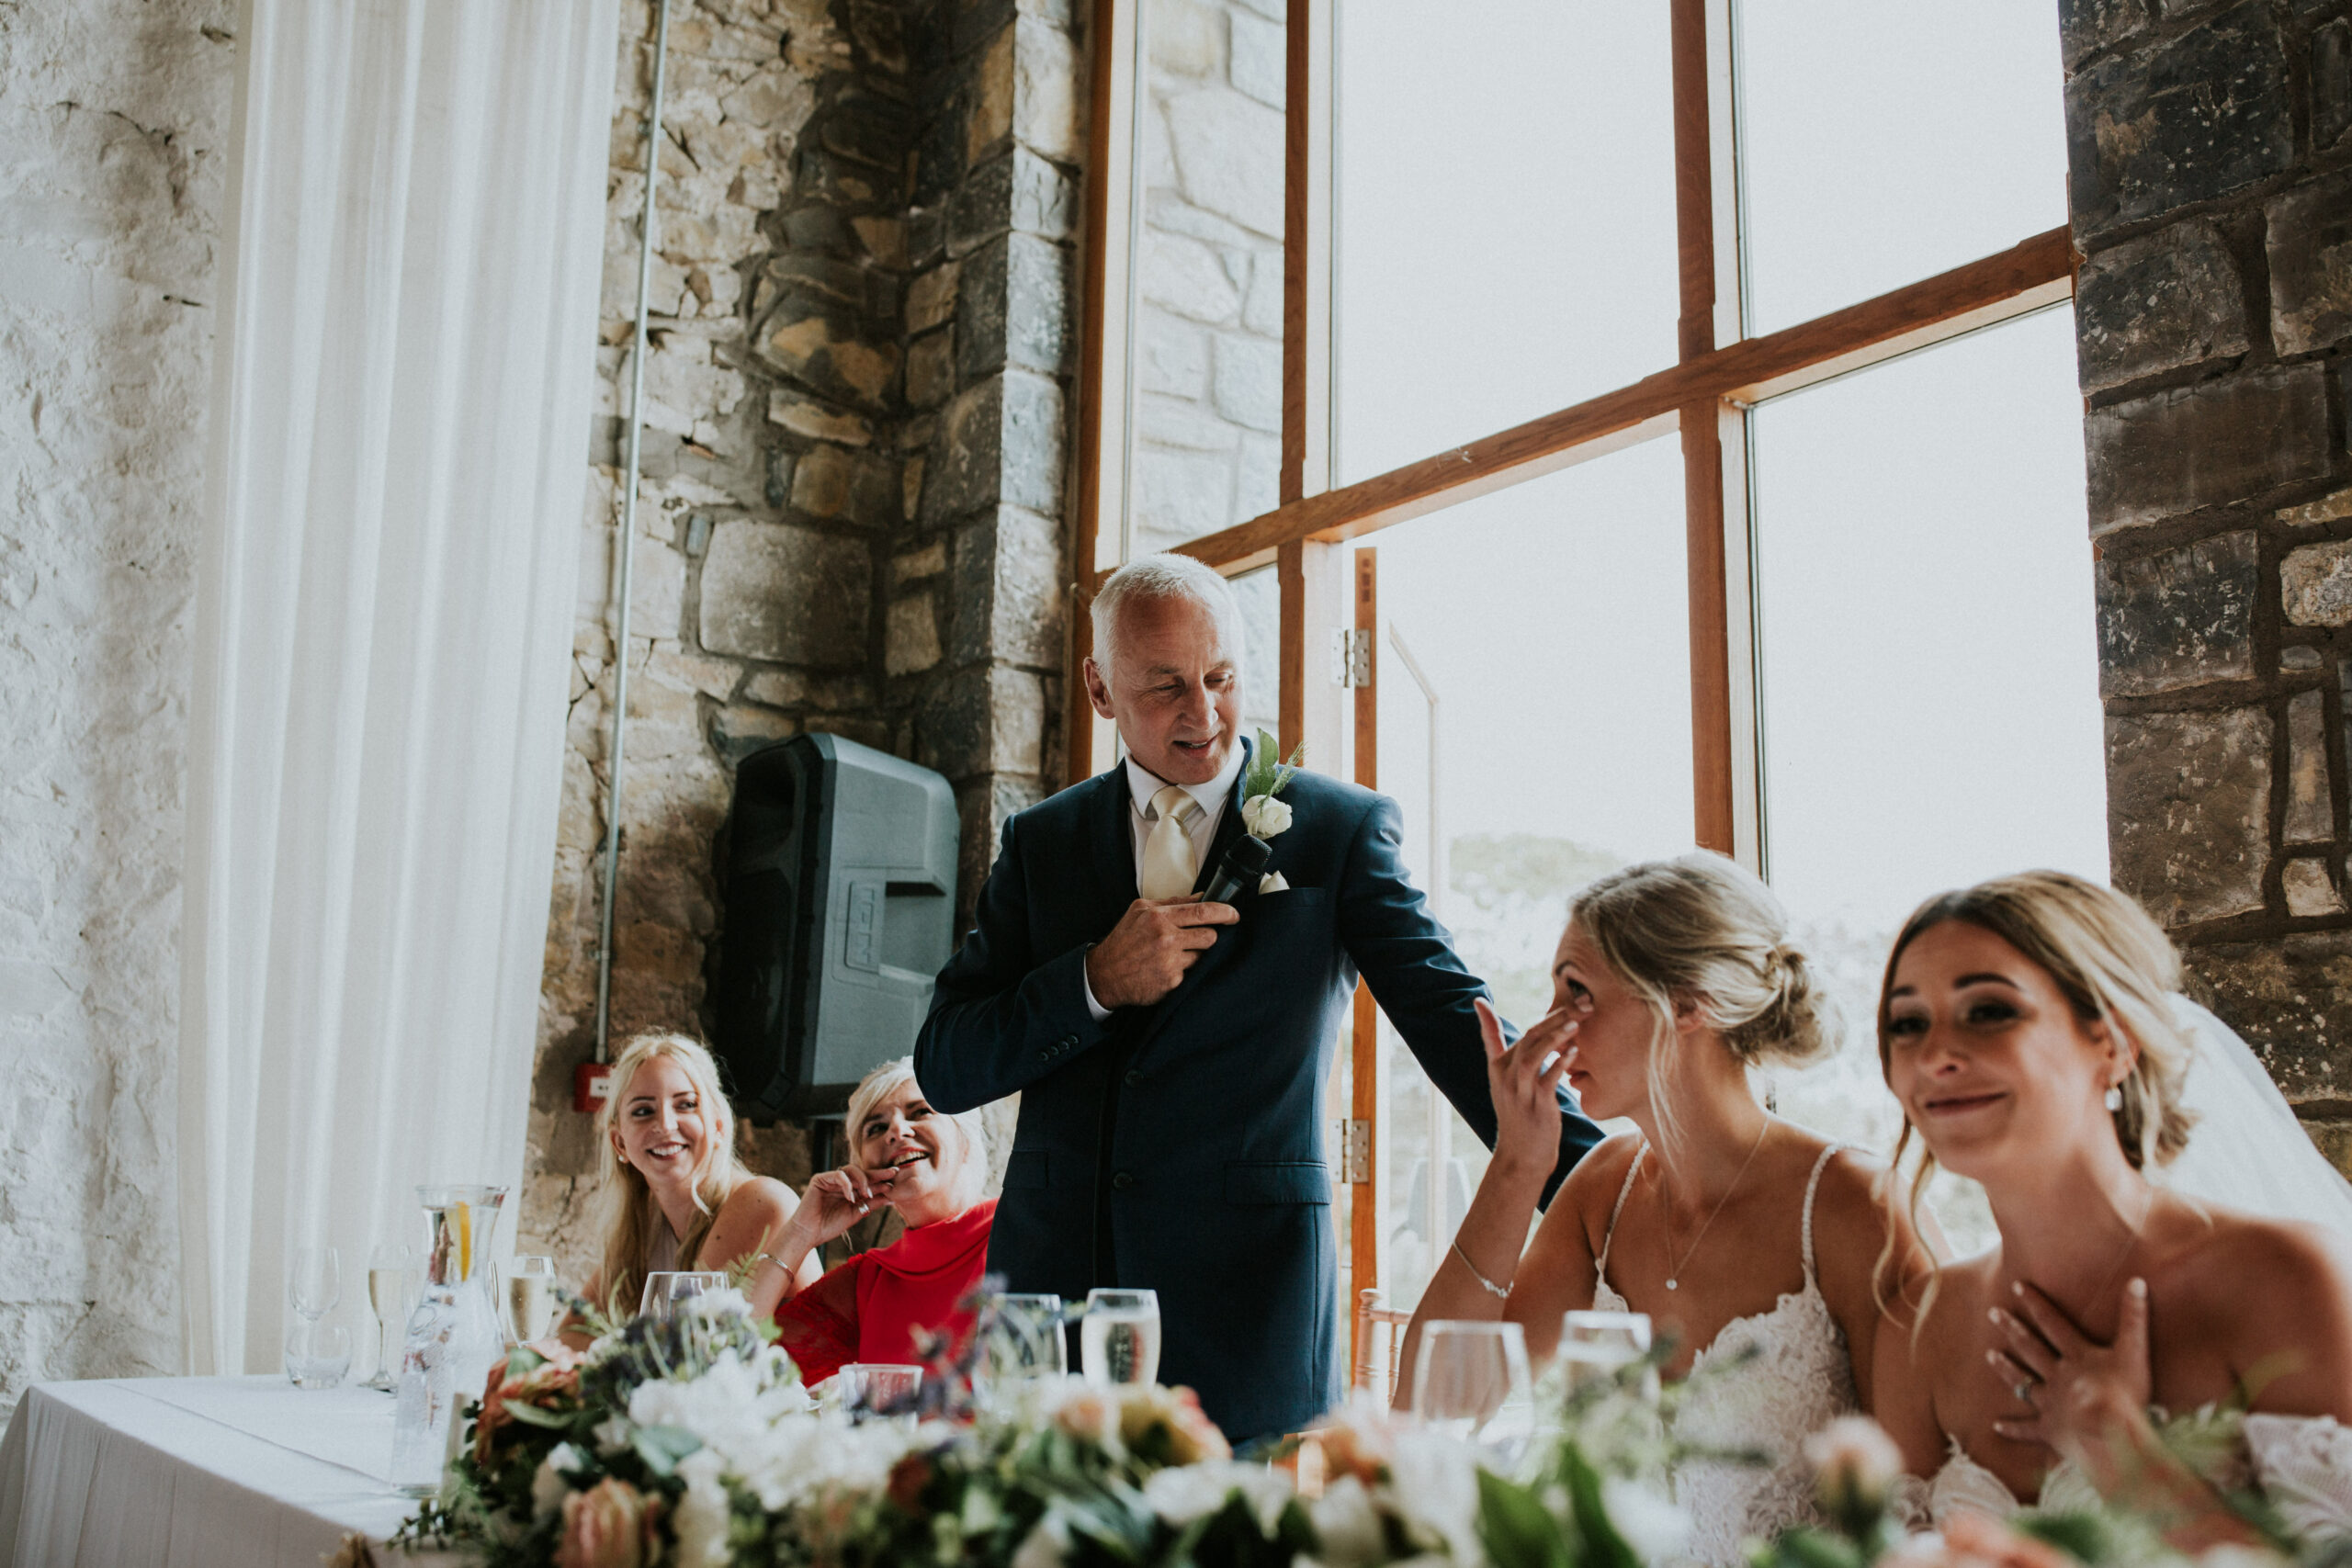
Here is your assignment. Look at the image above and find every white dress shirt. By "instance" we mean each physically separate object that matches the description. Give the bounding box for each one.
[1081,744,1247,1020]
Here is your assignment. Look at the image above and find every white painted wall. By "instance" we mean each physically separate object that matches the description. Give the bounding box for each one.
[0,0,235,1411]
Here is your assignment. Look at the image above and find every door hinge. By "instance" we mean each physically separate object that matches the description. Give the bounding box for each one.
[1335,1117,1373,1183]
[1331,627,1372,688]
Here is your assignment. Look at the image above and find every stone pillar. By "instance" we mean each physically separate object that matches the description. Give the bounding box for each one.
[2067,0,2352,1163]
[523,0,1085,1274]
[905,0,1082,909]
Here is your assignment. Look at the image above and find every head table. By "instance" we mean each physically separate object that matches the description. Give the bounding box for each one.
[0,1376,460,1568]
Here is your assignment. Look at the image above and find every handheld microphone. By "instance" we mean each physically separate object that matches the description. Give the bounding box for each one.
[1202,835,1272,906]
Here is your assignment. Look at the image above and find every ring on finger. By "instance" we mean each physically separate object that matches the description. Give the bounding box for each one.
[2013,1380,2034,1403]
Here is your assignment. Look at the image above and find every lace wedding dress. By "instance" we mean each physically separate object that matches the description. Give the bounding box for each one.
[1593,1143,1858,1567]
[1913,1412,2352,1543]
[1907,998,2352,1547]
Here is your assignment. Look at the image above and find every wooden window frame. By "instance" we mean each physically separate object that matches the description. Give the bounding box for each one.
[1063,0,2078,1347]
[1066,0,2076,832]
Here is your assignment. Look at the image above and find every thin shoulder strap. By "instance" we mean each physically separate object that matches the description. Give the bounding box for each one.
[1595,1143,1645,1277]
[1800,1143,1843,1281]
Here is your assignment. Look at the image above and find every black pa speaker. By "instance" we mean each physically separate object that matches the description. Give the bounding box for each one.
[712,733,959,1121]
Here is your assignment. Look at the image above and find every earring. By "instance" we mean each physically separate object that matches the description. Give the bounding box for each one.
[2105,1084,2124,1112]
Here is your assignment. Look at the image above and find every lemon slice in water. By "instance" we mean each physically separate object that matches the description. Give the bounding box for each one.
[454,1200,473,1280]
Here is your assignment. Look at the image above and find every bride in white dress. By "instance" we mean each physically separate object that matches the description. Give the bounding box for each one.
[1398,852,1937,1566]
[1869,871,2352,1550]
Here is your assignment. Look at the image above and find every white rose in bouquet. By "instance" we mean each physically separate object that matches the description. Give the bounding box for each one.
[1143,1460,1295,1532]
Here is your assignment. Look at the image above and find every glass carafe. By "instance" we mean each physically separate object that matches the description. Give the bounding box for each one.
[390,1184,509,1495]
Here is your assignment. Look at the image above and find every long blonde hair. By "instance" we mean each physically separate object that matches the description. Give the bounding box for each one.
[1568,852,1836,1157]
[1873,871,2199,1318]
[594,1032,753,1318]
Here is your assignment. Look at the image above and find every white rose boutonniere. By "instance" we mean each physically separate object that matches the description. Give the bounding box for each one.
[1238,727,1303,841]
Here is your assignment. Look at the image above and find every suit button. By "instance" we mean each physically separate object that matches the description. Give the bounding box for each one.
[1124,1069,1142,1087]
[1059,1034,1079,1049]
[1113,1170,1134,1190]
[1037,1048,1053,1062]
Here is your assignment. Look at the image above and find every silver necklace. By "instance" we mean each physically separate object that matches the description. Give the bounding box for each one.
[1652,1120,1771,1292]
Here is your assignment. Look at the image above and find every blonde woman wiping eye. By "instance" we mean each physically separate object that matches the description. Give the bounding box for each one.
[1398,852,1937,1568]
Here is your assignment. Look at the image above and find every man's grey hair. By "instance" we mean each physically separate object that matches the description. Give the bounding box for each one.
[1089,553,1246,682]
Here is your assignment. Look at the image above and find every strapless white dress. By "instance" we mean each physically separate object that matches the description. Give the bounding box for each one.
[1593,1144,1859,1567]
[1909,1411,2352,1545]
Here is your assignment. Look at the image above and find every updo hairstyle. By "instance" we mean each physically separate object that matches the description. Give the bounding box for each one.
[1569,852,1837,1148]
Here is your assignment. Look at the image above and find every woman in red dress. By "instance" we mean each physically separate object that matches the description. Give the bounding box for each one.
[751,1057,997,1386]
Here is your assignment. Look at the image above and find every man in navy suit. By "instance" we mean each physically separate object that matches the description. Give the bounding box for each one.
[914,554,1601,1443]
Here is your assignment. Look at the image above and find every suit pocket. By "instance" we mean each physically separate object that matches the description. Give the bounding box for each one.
[1004,1149,1051,1190]
[1223,1160,1331,1206]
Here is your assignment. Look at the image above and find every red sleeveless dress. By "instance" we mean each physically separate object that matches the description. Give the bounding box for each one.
[774,1199,997,1386]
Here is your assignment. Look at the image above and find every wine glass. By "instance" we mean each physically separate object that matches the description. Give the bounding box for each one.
[1558,1309,1655,1397]
[289,1246,341,1324]
[505,1256,559,1343]
[363,1243,416,1392]
[974,1293,1067,1408]
[639,1270,727,1321]
[837,1362,923,1424]
[1080,1288,1160,1386]
[1412,1320,1533,1460]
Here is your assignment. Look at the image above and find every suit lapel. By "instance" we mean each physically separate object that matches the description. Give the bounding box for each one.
[1189,738,1252,897]
[1087,761,1139,927]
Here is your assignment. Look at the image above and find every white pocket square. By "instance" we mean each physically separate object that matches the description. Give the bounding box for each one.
[1259,872,1290,895]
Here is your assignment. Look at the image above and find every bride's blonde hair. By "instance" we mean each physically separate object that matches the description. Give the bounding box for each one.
[1569,852,1836,1157]
[594,1032,753,1319]
[1873,872,2200,1319]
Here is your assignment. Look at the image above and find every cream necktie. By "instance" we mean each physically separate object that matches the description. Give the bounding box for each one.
[1137,784,1202,900]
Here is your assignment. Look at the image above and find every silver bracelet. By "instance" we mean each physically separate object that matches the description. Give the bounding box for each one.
[1451,1239,1513,1302]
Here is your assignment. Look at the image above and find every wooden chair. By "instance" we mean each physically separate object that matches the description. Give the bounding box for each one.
[1351,1287,1413,1405]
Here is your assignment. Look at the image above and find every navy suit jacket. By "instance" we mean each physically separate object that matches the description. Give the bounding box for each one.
[914,752,1603,1443]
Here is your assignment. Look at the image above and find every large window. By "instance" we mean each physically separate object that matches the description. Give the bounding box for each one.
[1073,0,2090,1313]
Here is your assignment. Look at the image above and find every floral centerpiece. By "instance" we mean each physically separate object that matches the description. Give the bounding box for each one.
[398,1294,2322,1568]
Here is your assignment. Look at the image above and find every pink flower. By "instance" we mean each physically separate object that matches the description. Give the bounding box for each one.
[553,1477,660,1568]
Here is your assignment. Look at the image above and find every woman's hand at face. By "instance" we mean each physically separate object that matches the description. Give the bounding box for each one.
[1478,996,1578,1175]
[1989,1278,2155,1470]
[789,1165,899,1249]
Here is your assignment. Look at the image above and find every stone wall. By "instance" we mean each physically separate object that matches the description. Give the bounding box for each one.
[2068,0,2352,1159]
[1130,0,1284,555]
[522,0,1084,1277]
[0,0,234,1408]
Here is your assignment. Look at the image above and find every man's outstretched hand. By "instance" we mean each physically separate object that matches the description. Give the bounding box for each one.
[1085,897,1238,1009]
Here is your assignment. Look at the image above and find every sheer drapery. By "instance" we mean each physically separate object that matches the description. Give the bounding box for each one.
[179,0,619,1374]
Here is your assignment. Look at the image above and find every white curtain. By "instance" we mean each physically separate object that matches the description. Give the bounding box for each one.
[179,0,619,1374]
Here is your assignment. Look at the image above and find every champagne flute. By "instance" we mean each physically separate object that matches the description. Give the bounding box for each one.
[364,1243,415,1392]
[289,1245,341,1324]
[506,1256,558,1343]
[1412,1320,1533,1461]
[1080,1288,1160,1386]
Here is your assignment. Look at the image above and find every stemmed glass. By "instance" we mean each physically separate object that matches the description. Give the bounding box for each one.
[1412,1320,1534,1461]
[1558,1309,1655,1398]
[639,1270,727,1321]
[290,1246,341,1323]
[284,1245,349,1390]
[363,1243,416,1392]
[505,1256,559,1344]
[1080,1288,1160,1386]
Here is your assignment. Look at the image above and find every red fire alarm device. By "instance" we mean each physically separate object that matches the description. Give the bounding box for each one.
[574,1061,614,1114]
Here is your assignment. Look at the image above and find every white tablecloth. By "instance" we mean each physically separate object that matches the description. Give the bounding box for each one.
[0,1376,458,1568]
